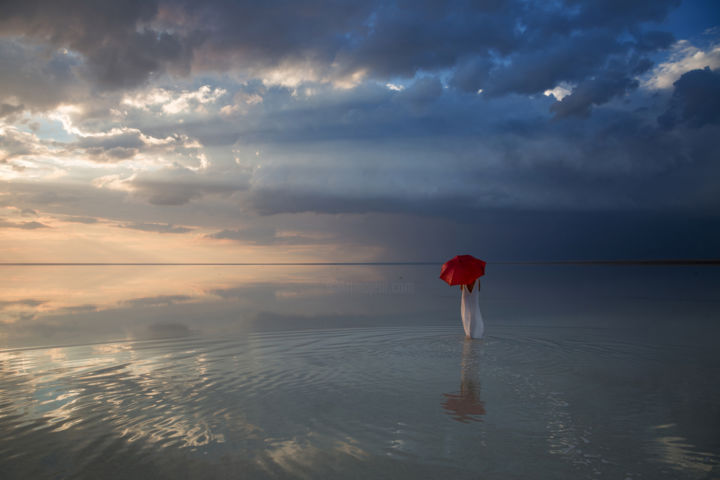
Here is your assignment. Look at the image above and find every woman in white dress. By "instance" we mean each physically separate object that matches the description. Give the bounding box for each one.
[460,279,484,339]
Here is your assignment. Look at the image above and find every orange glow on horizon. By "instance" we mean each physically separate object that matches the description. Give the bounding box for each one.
[0,216,382,264]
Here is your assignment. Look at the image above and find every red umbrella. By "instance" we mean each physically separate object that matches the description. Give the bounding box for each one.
[439,255,486,286]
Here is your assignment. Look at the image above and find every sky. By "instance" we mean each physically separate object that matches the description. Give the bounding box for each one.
[1,0,719,263]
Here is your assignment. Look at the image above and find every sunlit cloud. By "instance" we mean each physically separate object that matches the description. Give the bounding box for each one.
[642,40,720,90]
[220,91,264,116]
[543,82,574,101]
[122,85,227,115]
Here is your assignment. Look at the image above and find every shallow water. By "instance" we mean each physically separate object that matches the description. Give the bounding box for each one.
[1,265,719,479]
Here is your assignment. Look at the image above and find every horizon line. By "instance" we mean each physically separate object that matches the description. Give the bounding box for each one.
[0,259,718,266]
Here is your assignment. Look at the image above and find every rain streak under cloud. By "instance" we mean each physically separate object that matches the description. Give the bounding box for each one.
[1,0,719,262]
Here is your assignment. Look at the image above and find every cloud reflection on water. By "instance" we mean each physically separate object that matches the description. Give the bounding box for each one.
[0,265,430,350]
[2,263,720,352]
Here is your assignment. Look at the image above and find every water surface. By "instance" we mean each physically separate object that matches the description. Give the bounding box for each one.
[1,264,719,479]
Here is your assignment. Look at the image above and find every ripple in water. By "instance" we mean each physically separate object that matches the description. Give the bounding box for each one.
[1,325,718,479]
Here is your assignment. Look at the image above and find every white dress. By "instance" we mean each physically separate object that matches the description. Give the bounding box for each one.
[461,280,484,339]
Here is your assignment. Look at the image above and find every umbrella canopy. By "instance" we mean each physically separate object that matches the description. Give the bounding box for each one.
[439,255,486,286]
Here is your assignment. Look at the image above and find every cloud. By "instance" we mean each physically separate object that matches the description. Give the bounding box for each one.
[23,221,50,229]
[126,168,244,205]
[1,0,718,264]
[550,68,639,117]
[64,123,206,165]
[0,114,208,182]
[74,130,146,162]
[450,56,494,93]
[658,67,720,128]
[236,94,720,217]
[395,76,443,108]
[118,222,193,234]
[0,1,195,90]
[122,295,193,307]
[122,85,227,114]
[62,215,99,224]
[0,218,50,229]
[207,225,332,245]
[481,28,657,112]
[5,63,717,222]
[0,102,24,119]
[0,39,84,111]
[0,299,46,310]
[643,40,720,90]
[0,126,49,165]
[0,0,681,107]
[338,1,519,79]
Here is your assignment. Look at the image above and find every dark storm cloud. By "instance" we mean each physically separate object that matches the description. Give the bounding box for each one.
[177,0,374,65]
[186,0,678,109]
[1,0,680,112]
[1,0,716,263]
[634,30,676,51]
[246,189,472,216]
[239,90,720,217]
[83,30,195,90]
[192,79,551,149]
[567,0,681,29]
[449,56,494,93]
[0,39,83,110]
[396,76,443,107]
[479,28,664,116]
[339,0,520,78]
[658,67,720,128]
[550,68,640,117]
[0,0,195,90]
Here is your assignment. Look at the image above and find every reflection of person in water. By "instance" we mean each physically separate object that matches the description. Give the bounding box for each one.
[460,279,484,339]
[442,339,486,423]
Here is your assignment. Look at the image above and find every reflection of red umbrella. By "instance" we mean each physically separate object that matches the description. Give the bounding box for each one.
[439,255,486,286]
[441,379,486,423]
